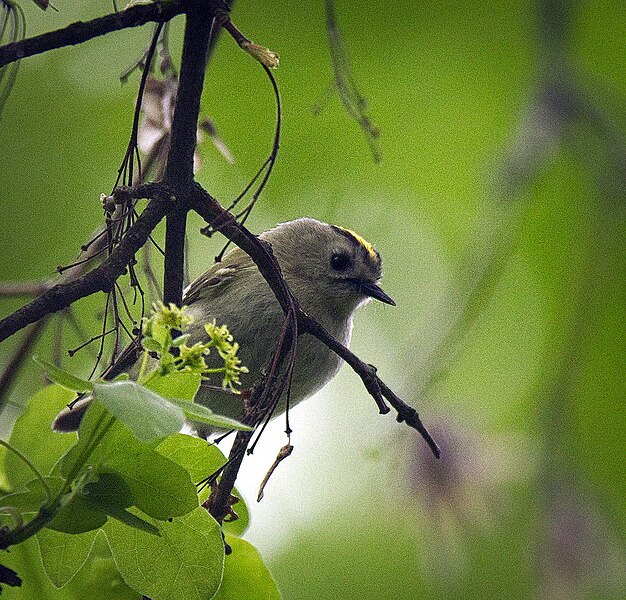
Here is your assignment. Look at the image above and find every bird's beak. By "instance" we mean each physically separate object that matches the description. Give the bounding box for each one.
[359,281,396,306]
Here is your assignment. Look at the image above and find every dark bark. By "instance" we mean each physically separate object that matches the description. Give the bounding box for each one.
[162,1,220,306]
[0,0,185,68]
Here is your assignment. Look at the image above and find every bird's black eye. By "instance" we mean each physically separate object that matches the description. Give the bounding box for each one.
[331,253,351,271]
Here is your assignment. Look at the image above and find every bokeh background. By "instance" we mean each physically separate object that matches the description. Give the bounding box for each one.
[1,0,624,598]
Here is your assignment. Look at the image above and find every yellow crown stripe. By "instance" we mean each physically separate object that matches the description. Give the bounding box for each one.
[337,226,378,260]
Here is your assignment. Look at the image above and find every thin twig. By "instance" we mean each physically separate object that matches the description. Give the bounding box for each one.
[0,0,184,68]
[212,17,281,260]
[64,309,97,358]
[67,327,115,358]
[257,443,293,502]
[0,200,169,343]
[89,291,111,379]
[115,23,164,189]
[56,244,111,274]
[0,0,24,116]
[217,64,281,259]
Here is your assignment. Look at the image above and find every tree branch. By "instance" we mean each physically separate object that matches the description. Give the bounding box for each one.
[208,431,249,523]
[190,184,295,313]
[0,0,185,68]
[189,185,440,458]
[162,0,220,306]
[163,3,218,188]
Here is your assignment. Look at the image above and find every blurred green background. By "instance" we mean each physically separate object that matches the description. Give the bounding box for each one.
[0,0,624,598]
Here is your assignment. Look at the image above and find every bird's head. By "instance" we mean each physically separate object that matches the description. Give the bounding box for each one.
[263,218,394,318]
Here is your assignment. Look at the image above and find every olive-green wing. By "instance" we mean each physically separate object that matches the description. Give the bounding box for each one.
[183,246,255,306]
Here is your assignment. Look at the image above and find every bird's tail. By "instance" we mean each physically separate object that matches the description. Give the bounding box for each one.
[52,396,92,432]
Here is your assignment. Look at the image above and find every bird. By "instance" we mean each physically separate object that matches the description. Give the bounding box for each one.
[53,217,394,434]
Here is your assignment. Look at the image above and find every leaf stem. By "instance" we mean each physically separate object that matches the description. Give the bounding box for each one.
[138,349,151,383]
[60,411,115,493]
[0,410,116,549]
[0,439,51,503]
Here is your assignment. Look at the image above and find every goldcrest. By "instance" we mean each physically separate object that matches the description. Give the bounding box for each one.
[53,218,394,433]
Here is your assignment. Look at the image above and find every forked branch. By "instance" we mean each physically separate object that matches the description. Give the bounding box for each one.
[0,1,439,535]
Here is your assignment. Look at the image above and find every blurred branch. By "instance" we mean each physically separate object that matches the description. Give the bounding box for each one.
[0,199,169,343]
[0,190,165,411]
[536,0,573,58]
[315,0,381,162]
[0,281,49,296]
[0,0,25,116]
[0,0,184,68]
[536,202,624,597]
[495,0,626,197]
[492,2,626,592]
[414,204,523,402]
[0,318,48,408]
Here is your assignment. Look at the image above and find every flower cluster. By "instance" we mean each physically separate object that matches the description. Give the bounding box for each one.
[140,303,248,391]
[203,321,248,391]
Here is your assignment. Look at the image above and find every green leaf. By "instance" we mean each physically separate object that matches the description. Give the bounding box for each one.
[141,337,162,353]
[82,471,159,535]
[58,408,198,521]
[0,536,70,599]
[144,370,202,401]
[166,397,252,431]
[56,400,113,480]
[104,444,198,520]
[6,385,78,489]
[32,357,94,393]
[0,444,10,493]
[102,505,160,536]
[93,381,185,443]
[68,555,140,599]
[156,434,227,481]
[83,471,134,510]
[3,532,138,598]
[47,493,107,534]
[105,506,224,600]
[154,435,250,536]
[213,535,281,600]
[36,527,98,588]
[0,477,63,513]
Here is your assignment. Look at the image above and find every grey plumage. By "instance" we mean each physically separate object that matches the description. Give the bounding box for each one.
[53,218,393,434]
